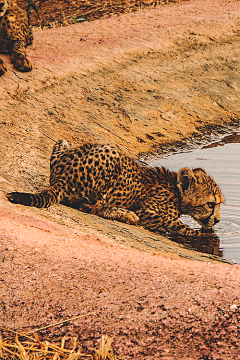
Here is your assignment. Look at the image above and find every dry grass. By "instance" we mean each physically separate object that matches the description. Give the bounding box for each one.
[0,334,121,360]
[0,314,123,360]
[17,0,186,28]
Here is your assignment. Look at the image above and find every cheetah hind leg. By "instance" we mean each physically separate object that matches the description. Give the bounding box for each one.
[101,207,139,225]
[79,203,139,225]
[11,41,32,72]
[0,58,7,76]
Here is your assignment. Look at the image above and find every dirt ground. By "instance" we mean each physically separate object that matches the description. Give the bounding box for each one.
[0,0,240,359]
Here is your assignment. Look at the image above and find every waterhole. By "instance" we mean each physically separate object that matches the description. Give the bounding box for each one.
[147,132,240,263]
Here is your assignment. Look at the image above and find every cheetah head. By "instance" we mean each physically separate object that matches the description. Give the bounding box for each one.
[177,167,224,229]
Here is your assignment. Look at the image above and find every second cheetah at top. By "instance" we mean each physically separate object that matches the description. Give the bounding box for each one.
[0,0,33,76]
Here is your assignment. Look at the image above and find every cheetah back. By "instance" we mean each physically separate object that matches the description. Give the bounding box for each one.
[50,142,144,208]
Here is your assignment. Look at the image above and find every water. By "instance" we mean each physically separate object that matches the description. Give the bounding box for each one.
[147,133,240,263]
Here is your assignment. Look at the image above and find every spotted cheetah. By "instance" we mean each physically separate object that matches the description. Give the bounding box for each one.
[0,0,33,76]
[7,140,224,237]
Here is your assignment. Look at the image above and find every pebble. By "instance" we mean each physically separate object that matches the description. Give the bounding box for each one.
[229,304,238,311]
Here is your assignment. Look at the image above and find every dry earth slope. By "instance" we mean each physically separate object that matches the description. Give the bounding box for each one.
[0,0,240,359]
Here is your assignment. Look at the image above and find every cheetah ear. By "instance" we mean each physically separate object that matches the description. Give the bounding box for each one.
[177,167,196,193]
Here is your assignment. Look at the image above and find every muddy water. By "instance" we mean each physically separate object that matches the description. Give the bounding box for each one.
[147,132,240,263]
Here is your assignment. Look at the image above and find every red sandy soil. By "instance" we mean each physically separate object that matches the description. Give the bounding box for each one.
[1,200,240,359]
[0,0,240,359]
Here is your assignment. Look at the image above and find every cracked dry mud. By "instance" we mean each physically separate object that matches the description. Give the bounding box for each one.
[0,0,240,359]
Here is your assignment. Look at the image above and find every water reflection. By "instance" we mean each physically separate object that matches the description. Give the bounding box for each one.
[170,232,223,258]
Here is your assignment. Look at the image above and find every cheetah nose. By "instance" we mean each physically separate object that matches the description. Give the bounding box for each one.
[214,218,220,225]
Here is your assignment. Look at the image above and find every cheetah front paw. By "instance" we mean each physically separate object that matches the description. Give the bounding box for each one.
[0,59,7,76]
[12,57,33,72]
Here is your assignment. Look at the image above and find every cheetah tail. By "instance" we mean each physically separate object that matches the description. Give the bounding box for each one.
[6,188,61,208]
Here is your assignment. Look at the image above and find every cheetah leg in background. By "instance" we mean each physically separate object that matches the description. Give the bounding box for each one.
[11,40,32,72]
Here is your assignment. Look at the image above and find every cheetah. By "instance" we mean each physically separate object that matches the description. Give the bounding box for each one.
[7,140,224,237]
[0,0,33,76]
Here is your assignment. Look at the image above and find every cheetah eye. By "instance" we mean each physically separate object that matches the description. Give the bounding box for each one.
[208,202,215,208]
